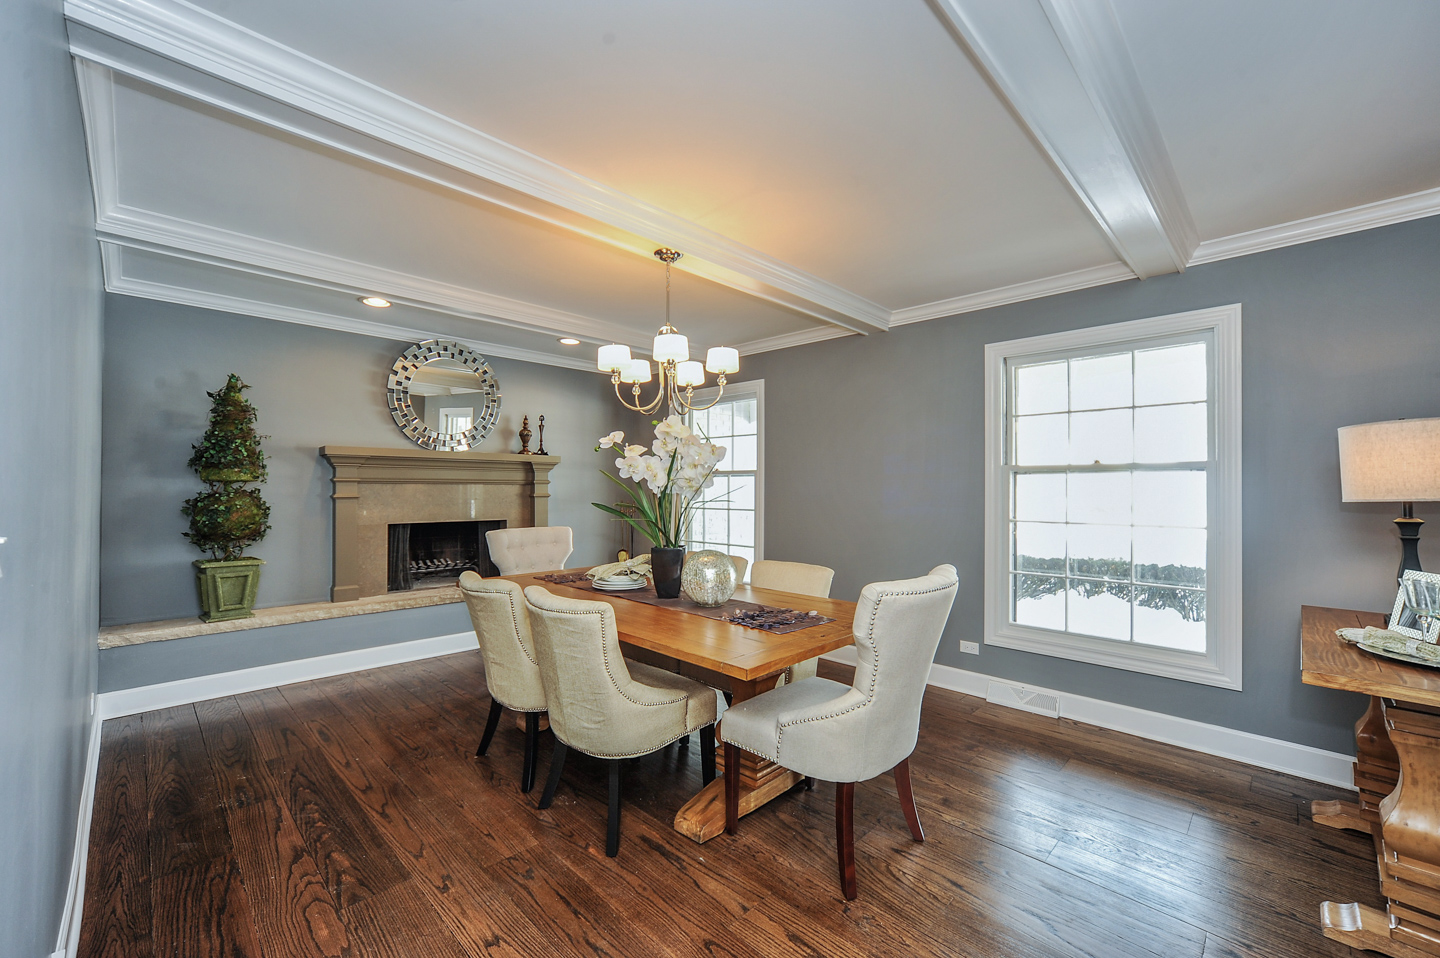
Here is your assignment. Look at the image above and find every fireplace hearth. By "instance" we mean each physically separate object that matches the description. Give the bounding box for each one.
[388,519,506,592]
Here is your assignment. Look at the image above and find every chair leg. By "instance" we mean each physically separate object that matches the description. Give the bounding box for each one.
[521,712,540,793]
[894,758,924,842]
[606,759,623,857]
[804,777,815,791]
[476,699,503,757]
[836,781,857,901]
[724,742,741,836]
[677,732,691,749]
[537,741,568,809]
[700,725,716,785]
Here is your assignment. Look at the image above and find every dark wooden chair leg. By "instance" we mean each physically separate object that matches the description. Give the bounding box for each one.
[677,732,691,749]
[836,781,857,900]
[476,699,504,757]
[724,742,741,835]
[804,777,815,791]
[700,725,716,785]
[606,759,623,857]
[521,712,540,793]
[537,741,568,809]
[894,758,924,842]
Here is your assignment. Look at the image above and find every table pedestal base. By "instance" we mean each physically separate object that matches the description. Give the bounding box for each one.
[1321,901,1440,958]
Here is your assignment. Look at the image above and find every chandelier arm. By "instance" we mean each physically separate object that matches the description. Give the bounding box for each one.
[680,382,727,412]
[613,380,662,415]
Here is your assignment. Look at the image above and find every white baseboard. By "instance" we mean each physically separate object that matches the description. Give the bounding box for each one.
[53,706,103,958]
[821,648,1355,789]
[97,631,477,719]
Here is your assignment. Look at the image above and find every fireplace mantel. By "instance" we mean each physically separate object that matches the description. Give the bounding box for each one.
[320,446,559,601]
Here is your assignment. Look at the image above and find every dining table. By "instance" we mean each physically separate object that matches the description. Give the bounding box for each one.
[500,567,858,842]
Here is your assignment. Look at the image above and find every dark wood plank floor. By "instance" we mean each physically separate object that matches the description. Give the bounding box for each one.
[77,654,1380,958]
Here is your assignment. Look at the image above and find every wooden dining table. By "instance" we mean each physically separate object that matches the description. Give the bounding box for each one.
[501,568,858,842]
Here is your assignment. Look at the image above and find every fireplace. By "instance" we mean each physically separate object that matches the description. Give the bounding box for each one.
[387,519,507,591]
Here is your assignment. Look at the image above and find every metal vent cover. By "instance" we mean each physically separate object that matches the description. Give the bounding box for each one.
[985,680,1061,718]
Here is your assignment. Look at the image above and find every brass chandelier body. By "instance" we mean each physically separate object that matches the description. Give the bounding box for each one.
[599,249,740,419]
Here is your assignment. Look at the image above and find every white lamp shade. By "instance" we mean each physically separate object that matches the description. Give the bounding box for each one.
[1338,418,1440,502]
[619,359,652,384]
[652,332,689,364]
[597,343,632,372]
[675,361,706,388]
[705,346,740,375]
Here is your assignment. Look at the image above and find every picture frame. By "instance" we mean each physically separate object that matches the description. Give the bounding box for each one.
[1388,570,1440,643]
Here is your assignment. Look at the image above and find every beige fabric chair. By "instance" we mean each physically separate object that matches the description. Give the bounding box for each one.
[458,572,548,792]
[749,559,835,683]
[729,555,749,583]
[524,585,719,856]
[719,564,958,899]
[486,525,574,575]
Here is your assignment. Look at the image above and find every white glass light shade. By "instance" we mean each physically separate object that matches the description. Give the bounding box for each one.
[597,343,632,372]
[619,359,652,384]
[705,346,740,375]
[652,333,689,364]
[675,361,706,388]
[1338,418,1440,502]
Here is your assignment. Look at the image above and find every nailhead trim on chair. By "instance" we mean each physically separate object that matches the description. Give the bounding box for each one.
[774,579,957,752]
[528,597,704,758]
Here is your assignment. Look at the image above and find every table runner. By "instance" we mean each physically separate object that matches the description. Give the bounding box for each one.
[533,573,835,635]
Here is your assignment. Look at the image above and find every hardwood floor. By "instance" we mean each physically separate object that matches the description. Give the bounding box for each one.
[77,654,1380,958]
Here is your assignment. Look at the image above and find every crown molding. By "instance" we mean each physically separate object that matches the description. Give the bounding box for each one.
[1189,185,1440,267]
[736,325,857,356]
[930,0,1195,278]
[64,0,887,333]
[103,244,599,372]
[890,261,1135,326]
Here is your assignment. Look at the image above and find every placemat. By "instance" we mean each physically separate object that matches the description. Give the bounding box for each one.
[537,575,834,634]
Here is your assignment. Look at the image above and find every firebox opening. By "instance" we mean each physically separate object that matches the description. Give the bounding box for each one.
[387,519,507,592]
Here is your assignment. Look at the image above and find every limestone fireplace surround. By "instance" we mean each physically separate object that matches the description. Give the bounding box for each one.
[320,446,560,601]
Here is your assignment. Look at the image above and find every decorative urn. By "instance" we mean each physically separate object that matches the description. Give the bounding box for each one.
[680,550,738,607]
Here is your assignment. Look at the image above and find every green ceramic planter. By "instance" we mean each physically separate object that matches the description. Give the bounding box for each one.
[194,556,264,622]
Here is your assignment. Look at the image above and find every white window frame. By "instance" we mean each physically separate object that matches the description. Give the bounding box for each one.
[983,304,1243,690]
[686,379,765,566]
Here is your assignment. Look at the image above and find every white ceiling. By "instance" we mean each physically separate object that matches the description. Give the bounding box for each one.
[65,0,1440,369]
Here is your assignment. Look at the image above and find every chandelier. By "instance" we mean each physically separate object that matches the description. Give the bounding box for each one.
[597,248,740,418]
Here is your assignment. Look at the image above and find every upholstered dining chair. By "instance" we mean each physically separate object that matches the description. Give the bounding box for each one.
[486,525,574,575]
[457,572,547,792]
[719,564,958,899]
[729,555,750,583]
[523,585,719,856]
[749,559,835,683]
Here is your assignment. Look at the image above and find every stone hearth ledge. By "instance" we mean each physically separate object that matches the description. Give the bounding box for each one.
[98,586,465,649]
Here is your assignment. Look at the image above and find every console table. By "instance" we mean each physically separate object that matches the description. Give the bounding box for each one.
[1302,605,1440,956]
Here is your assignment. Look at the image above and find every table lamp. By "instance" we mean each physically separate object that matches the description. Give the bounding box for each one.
[1338,418,1440,581]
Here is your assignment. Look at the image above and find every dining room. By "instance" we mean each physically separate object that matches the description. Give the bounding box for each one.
[9,2,1440,958]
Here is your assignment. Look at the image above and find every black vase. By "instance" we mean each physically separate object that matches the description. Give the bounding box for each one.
[651,546,686,599]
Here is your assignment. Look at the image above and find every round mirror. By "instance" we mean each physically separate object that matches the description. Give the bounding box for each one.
[387,340,501,451]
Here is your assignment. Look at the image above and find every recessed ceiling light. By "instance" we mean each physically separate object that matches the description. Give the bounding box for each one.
[558,337,581,345]
[359,296,392,308]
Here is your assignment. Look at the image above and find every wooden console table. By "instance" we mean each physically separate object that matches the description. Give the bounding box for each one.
[1302,605,1440,956]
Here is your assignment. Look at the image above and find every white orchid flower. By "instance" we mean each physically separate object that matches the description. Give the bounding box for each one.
[623,443,647,457]
[655,415,692,442]
[597,430,625,449]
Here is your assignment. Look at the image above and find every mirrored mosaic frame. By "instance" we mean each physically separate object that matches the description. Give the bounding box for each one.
[387,340,501,451]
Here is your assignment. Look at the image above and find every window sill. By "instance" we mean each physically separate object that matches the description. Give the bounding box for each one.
[986,622,1242,690]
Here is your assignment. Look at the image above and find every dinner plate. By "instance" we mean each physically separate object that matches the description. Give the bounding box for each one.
[592,577,648,592]
[1358,639,1440,670]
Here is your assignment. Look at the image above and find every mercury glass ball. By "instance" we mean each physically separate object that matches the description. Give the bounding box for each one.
[680,550,738,607]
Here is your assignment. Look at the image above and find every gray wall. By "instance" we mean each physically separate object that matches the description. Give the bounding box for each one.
[0,1,105,956]
[740,215,1440,755]
[100,296,629,687]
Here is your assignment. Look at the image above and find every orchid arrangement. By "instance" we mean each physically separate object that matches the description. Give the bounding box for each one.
[593,415,726,549]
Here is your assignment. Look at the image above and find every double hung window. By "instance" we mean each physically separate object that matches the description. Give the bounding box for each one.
[685,380,764,577]
[984,306,1242,688]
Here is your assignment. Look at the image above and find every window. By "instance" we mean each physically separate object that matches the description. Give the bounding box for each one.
[984,305,1242,689]
[686,380,763,578]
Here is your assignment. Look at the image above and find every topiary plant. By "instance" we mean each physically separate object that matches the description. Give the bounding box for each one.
[182,374,271,560]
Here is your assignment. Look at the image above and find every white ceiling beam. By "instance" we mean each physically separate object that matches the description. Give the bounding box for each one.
[64,0,888,334]
[930,0,1197,278]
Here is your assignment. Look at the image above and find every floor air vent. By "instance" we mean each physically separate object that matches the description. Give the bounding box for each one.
[985,681,1061,718]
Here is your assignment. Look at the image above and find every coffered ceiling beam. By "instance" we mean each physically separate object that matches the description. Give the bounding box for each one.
[65,0,888,333]
[930,0,1197,278]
